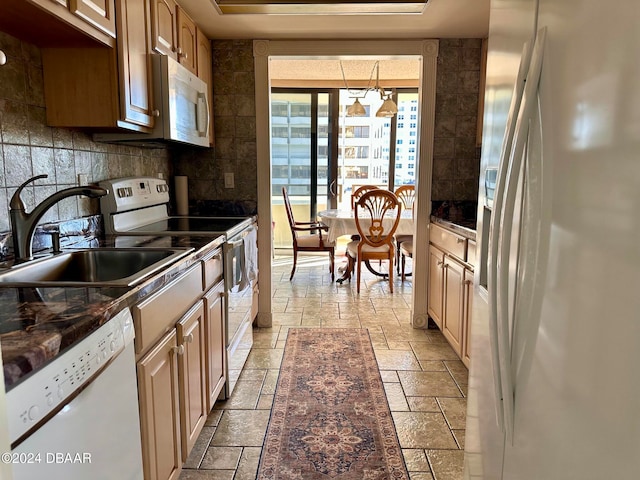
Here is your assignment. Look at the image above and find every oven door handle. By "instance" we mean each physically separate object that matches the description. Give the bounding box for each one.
[227,238,244,249]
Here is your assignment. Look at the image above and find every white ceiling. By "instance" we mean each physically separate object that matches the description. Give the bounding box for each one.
[179,0,490,40]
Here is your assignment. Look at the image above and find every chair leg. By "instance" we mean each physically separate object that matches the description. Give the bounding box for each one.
[401,253,406,282]
[389,257,394,293]
[329,249,335,281]
[356,258,362,293]
[290,248,298,281]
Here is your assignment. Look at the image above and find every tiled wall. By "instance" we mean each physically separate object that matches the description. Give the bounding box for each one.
[0,31,173,234]
[0,30,482,237]
[173,40,257,215]
[433,38,483,201]
[176,38,482,208]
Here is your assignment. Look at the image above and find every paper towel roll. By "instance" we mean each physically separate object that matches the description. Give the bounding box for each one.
[175,176,189,215]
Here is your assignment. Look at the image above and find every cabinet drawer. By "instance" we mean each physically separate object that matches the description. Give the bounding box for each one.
[467,239,477,268]
[202,248,223,291]
[430,223,466,261]
[133,264,203,355]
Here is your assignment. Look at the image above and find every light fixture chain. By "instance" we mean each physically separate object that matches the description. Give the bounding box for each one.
[340,60,378,98]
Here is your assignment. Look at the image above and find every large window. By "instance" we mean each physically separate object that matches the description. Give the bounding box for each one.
[271,88,420,246]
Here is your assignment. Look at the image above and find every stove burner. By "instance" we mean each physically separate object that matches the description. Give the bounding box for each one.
[129,217,247,234]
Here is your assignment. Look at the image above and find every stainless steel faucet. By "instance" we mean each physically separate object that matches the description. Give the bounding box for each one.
[10,174,108,261]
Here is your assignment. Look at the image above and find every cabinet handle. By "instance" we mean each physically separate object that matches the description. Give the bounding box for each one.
[152,109,160,117]
[177,47,183,55]
[437,260,444,267]
[183,333,194,344]
[464,279,472,286]
[456,238,465,244]
[172,345,185,356]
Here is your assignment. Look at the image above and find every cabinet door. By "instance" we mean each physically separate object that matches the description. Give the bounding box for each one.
[462,269,474,367]
[137,330,182,480]
[150,0,177,58]
[428,245,445,328]
[69,0,116,37]
[176,301,207,462]
[196,27,214,145]
[204,281,225,411]
[117,0,155,128]
[442,256,465,356]
[176,6,197,74]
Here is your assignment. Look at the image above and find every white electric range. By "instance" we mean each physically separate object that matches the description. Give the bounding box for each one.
[99,176,257,398]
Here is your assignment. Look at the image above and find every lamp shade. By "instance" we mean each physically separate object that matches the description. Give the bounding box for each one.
[375,97,398,117]
[347,98,367,117]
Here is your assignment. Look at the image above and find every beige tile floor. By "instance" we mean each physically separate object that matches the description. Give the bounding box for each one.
[179,253,468,480]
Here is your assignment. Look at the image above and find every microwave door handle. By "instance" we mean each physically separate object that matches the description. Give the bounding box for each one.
[196,92,209,138]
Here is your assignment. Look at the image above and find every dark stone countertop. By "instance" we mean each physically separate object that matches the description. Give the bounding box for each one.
[430,216,477,241]
[1,234,225,392]
[430,200,477,240]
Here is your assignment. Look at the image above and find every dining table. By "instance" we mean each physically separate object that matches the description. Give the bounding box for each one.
[317,208,414,283]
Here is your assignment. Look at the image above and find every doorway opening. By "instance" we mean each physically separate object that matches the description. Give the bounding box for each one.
[269,60,421,253]
[253,40,439,329]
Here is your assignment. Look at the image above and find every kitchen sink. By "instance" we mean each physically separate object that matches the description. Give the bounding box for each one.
[0,247,194,287]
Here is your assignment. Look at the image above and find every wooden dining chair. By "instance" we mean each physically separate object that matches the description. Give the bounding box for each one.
[282,187,335,281]
[346,189,401,293]
[351,184,380,209]
[394,185,415,273]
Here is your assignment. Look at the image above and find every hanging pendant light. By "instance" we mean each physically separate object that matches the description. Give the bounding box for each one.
[376,95,398,117]
[347,98,367,116]
[340,60,397,118]
[341,60,375,117]
[373,63,398,118]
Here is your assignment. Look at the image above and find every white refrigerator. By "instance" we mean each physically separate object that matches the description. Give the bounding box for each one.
[464,0,640,478]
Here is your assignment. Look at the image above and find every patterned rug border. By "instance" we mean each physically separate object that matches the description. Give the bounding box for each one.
[257,327,409,479]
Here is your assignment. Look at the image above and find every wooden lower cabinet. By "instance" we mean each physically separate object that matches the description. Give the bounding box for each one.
[138,300,209,480]
[428,228,475,366]
[176,301,207,462]
[442,255,465,357]
[137,330,182,480]
[428,245,445,329]
[204,281,225,412]
[462,269,474,367]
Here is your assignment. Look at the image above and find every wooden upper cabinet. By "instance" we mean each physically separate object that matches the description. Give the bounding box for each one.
[117,0,155,128]
[151,0,177,58]
[176,6,197,74]
[196,27,214,146]
[0,0,116,47]
[69,0,116,37]
[41,0,155,131]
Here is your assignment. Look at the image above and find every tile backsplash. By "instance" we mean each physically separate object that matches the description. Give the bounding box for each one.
[0,31,173,235]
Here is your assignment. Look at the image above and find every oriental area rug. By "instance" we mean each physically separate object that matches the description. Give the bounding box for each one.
[257,328,409,479]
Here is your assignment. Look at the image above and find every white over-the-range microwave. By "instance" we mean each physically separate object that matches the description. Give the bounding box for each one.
[94,54,210,147]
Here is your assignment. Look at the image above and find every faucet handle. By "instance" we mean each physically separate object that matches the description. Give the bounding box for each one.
[10,174,48,210]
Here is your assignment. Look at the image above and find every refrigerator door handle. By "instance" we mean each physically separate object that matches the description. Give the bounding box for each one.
[496,26,548,444]
[488,38,534,435]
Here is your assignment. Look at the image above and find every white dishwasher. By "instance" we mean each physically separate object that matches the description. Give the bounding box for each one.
[5,308,143,480]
